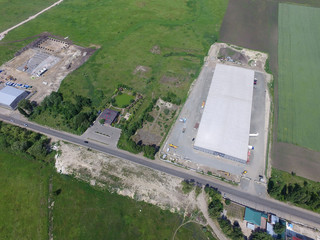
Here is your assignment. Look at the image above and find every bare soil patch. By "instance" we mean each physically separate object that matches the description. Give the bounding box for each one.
[160,75,179,84]
[272,142,320,182]
[150,45,161,54]
[55,142,198,213]
[218,47,247,64]
[133,65,150,75]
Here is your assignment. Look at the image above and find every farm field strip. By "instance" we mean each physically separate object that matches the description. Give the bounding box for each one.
[278,3,320,151]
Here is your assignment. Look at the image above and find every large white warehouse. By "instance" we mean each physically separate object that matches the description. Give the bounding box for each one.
[0,86,29,110]
[194,64,254,163]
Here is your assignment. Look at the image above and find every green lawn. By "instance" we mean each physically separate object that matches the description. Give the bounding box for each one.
[0,0,57,32]
[115,93,134,108]
[0,0,228,108]
[278,3,320,151]
[0,151,49,240]
[0,148,209,239]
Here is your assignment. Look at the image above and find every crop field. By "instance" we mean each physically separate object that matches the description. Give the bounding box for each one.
[0,0,228,108]
[0,0,56,32]
[219,0,320,175]
[0,149,210,239]
[277,3,320,151]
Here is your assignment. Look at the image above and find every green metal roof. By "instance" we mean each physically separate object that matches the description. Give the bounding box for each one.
[244,208,267,226]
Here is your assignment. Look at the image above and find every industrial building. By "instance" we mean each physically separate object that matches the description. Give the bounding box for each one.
[100,108,119,125]
[0,86,29,110]
[194,64,254,163]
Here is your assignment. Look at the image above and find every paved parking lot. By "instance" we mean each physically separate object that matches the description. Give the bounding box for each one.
[82,122,121,148]
[163,51,268,186]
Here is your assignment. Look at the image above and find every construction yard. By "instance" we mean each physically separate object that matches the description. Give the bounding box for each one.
[0,33,94,103]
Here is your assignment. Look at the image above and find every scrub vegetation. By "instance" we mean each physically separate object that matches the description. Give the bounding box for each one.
[268,168,320,213]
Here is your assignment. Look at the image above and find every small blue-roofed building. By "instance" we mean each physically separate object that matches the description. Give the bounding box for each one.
[0,86,29,110]
[244,207,268,229]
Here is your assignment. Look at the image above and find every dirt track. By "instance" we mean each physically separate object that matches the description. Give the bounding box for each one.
[0,0,64,40]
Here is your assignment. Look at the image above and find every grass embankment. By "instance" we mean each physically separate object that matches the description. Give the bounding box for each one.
[0,150,213,239]
[0,0,228,133]
[0,122,210,239]
[268,168,320,213]
[278,3,320,151]
[0,0,57,32]
[175,222,216,240]
[52,174,183,239]
[0,151,50,239]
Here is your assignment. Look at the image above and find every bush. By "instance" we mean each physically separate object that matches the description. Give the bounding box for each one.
[181,180,195,194]
[264,58,272,74]
[142,145,156,159]
[218,217,244,240]
[273,222,286,234]
[225,199,231,205]
[163,91,181,105]
[99,118,105,124]
[250,230,273,240]
[145,114,154,122]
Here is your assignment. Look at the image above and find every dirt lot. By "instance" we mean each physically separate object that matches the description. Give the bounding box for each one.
[133,98,178,146]
[0,33,95,103]
[55,141,198,213]
[220,0,320,180]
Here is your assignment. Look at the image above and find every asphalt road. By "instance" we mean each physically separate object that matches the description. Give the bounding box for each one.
[1,113,320,228]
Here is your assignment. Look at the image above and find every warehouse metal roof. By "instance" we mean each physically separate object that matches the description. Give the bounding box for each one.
[0,86,28,109]
[194,64,254,162]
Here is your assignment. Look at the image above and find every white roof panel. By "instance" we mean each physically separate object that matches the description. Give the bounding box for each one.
[0,86,26,107]
[194,64,254,161]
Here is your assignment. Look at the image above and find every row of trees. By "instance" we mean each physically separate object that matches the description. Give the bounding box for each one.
[0,121,53,163]
[268,177,320,212]
[18,92,97,134]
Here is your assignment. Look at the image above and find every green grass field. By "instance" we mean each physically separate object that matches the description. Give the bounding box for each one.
[0,0,228,108]
[278,3,320,151]
[0,0,56,32]
[175,222,215,240]
[0,149,210,239]
[0,151,49,239]
[115,93,134,108]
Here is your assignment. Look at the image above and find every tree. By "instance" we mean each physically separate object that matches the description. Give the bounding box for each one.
[18,99,33,113]
[250,230,272,240]
[18,107,29,117]
[99,118,105,124]
[142,145,156,159]
[273,222,286,234]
